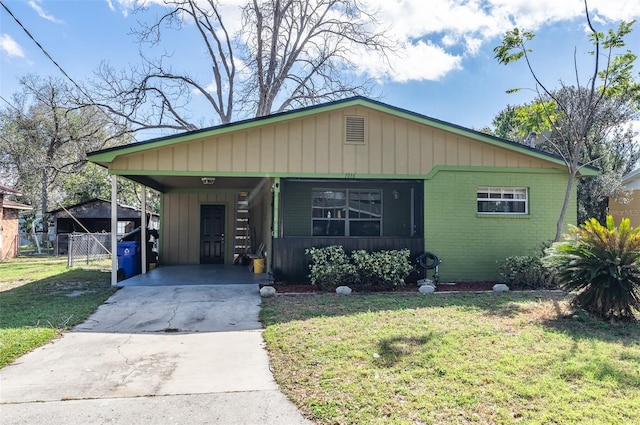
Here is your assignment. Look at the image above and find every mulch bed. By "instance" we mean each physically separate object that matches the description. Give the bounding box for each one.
[261,281,499,294]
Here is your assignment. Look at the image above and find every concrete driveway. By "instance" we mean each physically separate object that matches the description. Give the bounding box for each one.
[0,284,311,424]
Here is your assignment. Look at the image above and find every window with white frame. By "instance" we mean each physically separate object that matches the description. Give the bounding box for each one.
[117,221,128,236]
[477,187,528,214]
[312,189,382,236]
[117,220,136,237]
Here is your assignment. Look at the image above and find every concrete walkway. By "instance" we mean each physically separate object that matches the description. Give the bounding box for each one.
[0,284,311,425]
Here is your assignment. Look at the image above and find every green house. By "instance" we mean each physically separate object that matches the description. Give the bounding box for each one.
[88,97,596,283]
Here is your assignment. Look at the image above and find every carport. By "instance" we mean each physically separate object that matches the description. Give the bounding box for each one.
[86,138,276,286]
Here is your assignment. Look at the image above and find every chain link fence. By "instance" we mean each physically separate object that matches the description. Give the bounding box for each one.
[18,232,54,256]
[67,233,112,267]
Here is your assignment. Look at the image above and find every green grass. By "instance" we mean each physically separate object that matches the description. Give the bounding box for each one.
[0,257,116,368]
[260,292,640,424]
[0,256,72,284]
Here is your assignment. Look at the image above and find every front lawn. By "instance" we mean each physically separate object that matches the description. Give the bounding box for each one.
[260,292,640,424]
[0,257,116,368]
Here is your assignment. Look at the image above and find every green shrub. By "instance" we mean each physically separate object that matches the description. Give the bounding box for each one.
[306,246,414,291]
[351,249,413,291]
[306,246,358,290]
[543,215,640,322]
[497,255,556,289]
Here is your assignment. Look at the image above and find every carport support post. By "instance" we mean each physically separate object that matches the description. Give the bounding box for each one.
[271,177,280,273]
[141,186,147,274]
[272,177,280,238]
[111,175,118,286]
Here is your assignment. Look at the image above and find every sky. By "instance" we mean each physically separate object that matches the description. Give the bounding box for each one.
[1,0,640,142]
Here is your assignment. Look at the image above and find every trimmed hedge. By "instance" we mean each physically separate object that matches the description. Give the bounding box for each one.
[306,246,414,291]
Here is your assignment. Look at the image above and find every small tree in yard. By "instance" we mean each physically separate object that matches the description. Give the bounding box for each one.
[543,216,640,322]
[494,0,640,241]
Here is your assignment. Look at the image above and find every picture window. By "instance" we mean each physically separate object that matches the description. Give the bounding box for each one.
[312,189,382,236]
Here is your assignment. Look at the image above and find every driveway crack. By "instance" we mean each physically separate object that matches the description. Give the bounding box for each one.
[116,335,135,369]
[165,302,180,332]
[111,335,138,392]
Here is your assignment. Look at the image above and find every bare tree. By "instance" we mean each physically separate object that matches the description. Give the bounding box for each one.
[494,0,640,241]
[241,0,387,116]
[0,75,130,238]
[89,0,392,132]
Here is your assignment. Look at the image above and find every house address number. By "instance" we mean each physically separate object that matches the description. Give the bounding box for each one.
[345,173,356,179]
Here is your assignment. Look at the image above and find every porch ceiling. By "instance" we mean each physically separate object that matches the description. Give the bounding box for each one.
[121,175,266,192]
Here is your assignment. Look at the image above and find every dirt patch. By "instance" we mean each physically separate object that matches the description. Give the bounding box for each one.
[0,280,30,292]
[65,290,96,298]
[261,281,500,294]
[435,282,497,292]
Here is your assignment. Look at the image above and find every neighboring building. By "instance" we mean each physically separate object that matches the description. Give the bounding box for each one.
[48,198,159,255]
[0,184,33,260]
[88,97,597,282]
[608,168,640,227]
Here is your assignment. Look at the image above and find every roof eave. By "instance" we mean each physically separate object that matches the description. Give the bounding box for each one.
[2,201,33,211]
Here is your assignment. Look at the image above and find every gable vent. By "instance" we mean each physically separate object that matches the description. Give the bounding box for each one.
[345,116,366,144]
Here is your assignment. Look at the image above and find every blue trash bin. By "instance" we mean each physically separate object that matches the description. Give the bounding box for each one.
[117,241,141,280]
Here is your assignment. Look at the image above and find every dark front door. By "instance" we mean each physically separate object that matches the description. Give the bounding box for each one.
[200,205,225,264]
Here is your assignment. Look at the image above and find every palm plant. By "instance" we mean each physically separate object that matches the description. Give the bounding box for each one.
[543,216,640,321]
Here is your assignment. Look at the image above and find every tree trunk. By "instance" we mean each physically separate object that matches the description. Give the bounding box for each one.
[555,168,578,241]
[41,169,49,252]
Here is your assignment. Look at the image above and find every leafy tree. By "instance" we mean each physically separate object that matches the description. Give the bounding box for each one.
[61,163,160,213]
[490,105,519,141]
[60,163,113,206]
[543,216,640,322]
[578,116,639,222]
[0,75,131,237]
[494,0,640,240]
[89,0,393,132]
[491,100,558,142]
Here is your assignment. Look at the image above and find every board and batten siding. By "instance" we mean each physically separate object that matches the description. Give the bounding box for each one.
[161,192,236,265]
[109,106,558,176]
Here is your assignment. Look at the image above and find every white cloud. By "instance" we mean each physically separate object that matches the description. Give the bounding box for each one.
[588,0,640,22]
[360,0,640,82]
[112,0,141,17]
[28,0,63,24]
[464,36,483,55]
[113,0,640,84]
[0,34,25,58]
[358,41,462,83]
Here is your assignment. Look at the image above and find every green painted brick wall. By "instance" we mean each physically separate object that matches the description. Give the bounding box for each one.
[424,169,576,282]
